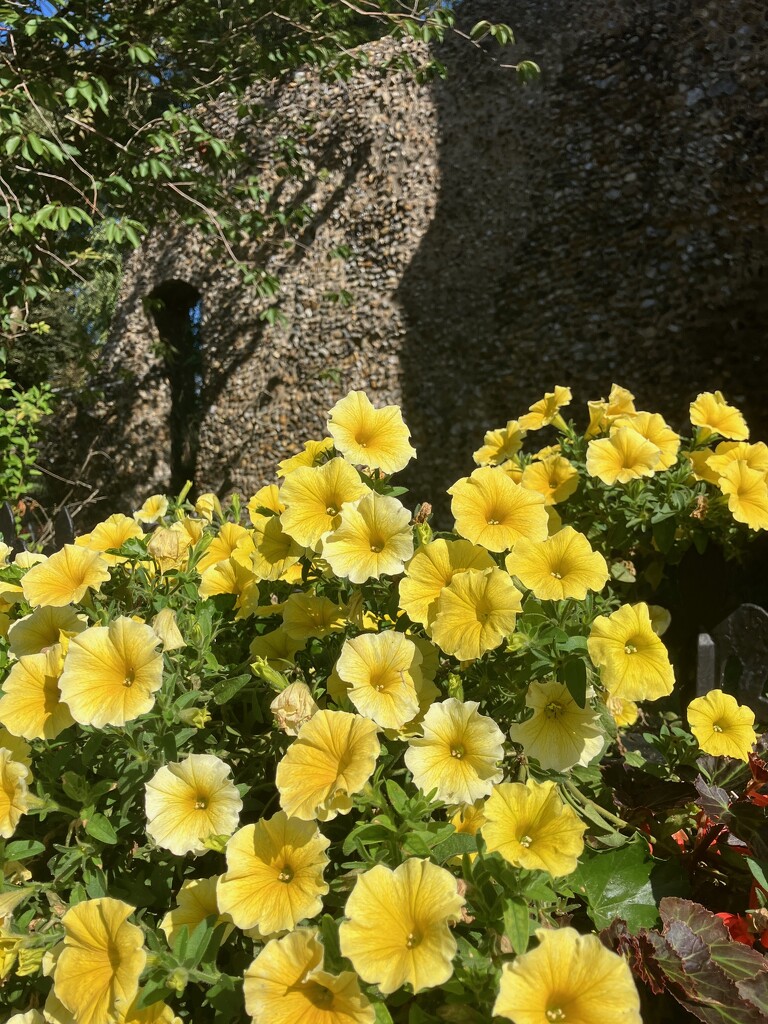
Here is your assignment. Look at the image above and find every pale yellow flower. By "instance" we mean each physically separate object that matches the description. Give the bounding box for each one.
[398,539,494,629]
[53,898,146,1024]
[718,461,768,531]
[588,603,675,701]
[322,491,414,584]
[687,689,756,762]
[405,699,505,805]
[505,527,608,601]
[508,681,604,772]
[198,557,257,599]
[327,391,416,474]
[0,728,31,771]
[194,492,222,521]
[521,456,579,506]
[240,514,304,581]
[75,513,144,563]
[690,390,749,441]
[151,608,185,651]
[133,494,168,523]
[217,811,330,933]
[249,626,305,668]
[0,747,29,838]
[685,448,720,485]
[281,593,346,643]
[430,567,522,662]
[473,421,526,467]
[335,631,421,730]
[494,926,641,1024]
[586,427,660,485]
[59,617,163,728]
[449,467,548,553]
[606,695,639,729]
[339,858,464,994]
[247,483,285,520]
[270,682,319,736]
[647,604,671,636]
[147,524,192,573]
[519,386,572,431]
[7,605,87,659]
[612,411,680,470]
[707,440,768,479]
[21,545,110,608]
[585,384,637,438]
[276,710,380,821]
[0,644,73,740]
[244,927,374,1024]
[145,754,242,856]
[280,458,368,549]
[483,779,585,876]
[196,521,249,573]
[277,437,335,478]
[160,876,233,947]
[6,1011,45,1024]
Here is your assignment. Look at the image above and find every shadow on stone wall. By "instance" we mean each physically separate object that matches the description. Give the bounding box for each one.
[397,0,768,528]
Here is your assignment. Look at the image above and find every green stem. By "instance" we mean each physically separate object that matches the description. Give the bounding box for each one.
[562,780,631,831]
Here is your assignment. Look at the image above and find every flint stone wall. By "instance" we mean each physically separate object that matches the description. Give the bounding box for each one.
[82,0,768,516]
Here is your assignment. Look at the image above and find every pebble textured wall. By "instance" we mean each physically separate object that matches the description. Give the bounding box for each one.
[81,0,768,517]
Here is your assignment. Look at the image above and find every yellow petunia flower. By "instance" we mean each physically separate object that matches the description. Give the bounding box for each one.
[586,427,660,485]
[606,695,639,729]
[198,557,257,599]
[244,927,375,1024]
[327,390,416,474]
[405,698,505,805]
[196,521,249,573]
[335,631,422,730]
[685,447,720,485]
[147,524,192,574]
[449,801,485,862]
[398,538,495,629]
[0,748,29,838]
[133,494,168,523]
[690,390,749,441]
[249,626,305,668]
[494,926,642,1024]
[718,461,768,531]
[483,779,585,876]
[505,527,608,602]
[508,680,604,772]
[322,492,414,584]
[270,682,319,736]
[239,514,303,581]
[7,605,87,659]
[339,857,464,995]
[160,876,233,947]
[430,567,522,662]
[53,898,146,1024]
[247,483,285,520]
[194,492,222,521]
[499,456,525,484]
[217,811,330,934]
[0,644,73,740]
[280,458,367,549]
[59,617,163,728]
[6,1012,45,1024]
[521,455,579,506]
[21,545,110,608]
[0,728,31,771]
[449,467,548,553]
[585,384,637,438]
[687,689,757,762]
[707,440,768,479]
[648,604,671,636]
[473,421,526,467]
[588,603,675,701]
[151,608,185,651]
[281,593,346,643]
[275,709,380,821]
[612,411,680,470]
[518,386,573,432]
[277,437,335,478]
[75,513,144,563]
[145,754,242,856]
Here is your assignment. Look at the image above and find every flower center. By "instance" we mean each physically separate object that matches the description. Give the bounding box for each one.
[624,642,638,655]
[544,701,564,719]
[370,539,384,553]
[550,571,563,579]
[519,834,533,848]
[712,721,724,733]
[546,1009,566,1023]
[406,931,421,949]
[123,671,136,688]
[278,864,294,883]
[450,745,465,759]
[326,505,339,516]
[307,984,334,1008]
[194,796,208,810]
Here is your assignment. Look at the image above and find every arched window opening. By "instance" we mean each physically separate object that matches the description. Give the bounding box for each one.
[145,280,203,495]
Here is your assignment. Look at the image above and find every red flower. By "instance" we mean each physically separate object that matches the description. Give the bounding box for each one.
[716,913,755,947]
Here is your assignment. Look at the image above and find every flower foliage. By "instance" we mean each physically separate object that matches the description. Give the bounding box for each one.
[0,386,766,1022]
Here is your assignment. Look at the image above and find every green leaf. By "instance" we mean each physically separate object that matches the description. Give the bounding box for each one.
[563,657,587,707]
[84,813,118,845]
[432,831,478,864]
[3,839,45,861]
[570,840,685,930]
[373,1003,394,1024]
[502,897,531,954]
[212,673,252,704]
[384,780,409,816]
